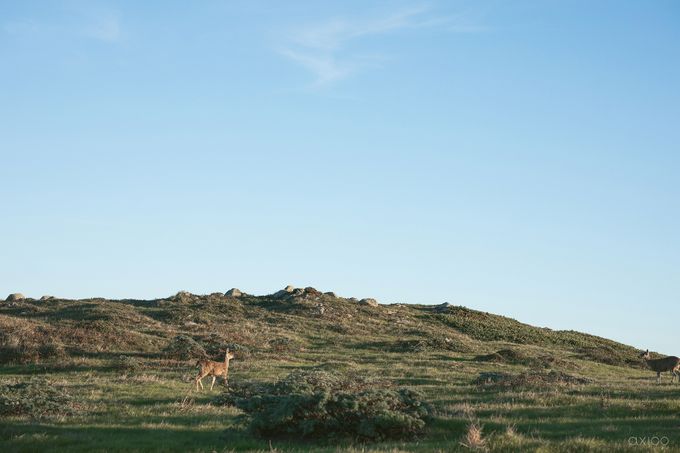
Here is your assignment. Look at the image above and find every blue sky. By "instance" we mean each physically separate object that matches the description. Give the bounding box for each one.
[1,1,679,353]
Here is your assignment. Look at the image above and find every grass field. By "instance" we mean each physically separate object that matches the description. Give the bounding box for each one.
[1,288,678,452]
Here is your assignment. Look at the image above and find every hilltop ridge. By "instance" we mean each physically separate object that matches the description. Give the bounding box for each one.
[1,285,645,369]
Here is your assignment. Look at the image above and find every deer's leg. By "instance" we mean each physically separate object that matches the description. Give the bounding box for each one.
[657,371,661,384]
[196,371,208,391]
[210,376,216,391]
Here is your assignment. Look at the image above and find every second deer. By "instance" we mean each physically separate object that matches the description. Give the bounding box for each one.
[640,349,680,384]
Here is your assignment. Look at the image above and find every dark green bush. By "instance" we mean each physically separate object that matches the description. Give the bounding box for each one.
[217,370,431,441]
[38,343,67,360]
[0,378,76,418]
[163,335,206,360]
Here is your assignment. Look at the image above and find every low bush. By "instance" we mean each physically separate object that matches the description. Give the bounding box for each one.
[38,343,67,360]
[0,341,38,364]
[268,337,301,353]
[163,335,206,361]
[476,370,591,390]
[217,370,431,441]
[0,334,66,365]
[0,378,76,418]
[115,355,143,372]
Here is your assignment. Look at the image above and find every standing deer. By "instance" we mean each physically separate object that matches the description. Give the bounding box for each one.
[640,349,680,384]
[195,348,235,391]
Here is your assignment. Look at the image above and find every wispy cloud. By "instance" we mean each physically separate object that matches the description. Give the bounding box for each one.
[279,6,484,87]
[280,49,353,86]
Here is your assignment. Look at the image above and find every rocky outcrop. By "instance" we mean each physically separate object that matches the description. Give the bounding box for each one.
[225,288,242,297]
[302,287,322,298]
[359,298,379,307]
[40,295,56,301]
[433,302,451,313]
[272,285,296,298]
[5,293,25,302]
[271,286,325,301]
[286,287,322,299]
[174,291,195,302]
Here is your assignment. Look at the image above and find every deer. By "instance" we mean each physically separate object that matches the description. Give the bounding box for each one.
[640,349,680,384]
[195,348,235,391]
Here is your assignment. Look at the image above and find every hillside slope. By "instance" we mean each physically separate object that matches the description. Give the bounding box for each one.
[1,287,677,452]
[0,287,644,366]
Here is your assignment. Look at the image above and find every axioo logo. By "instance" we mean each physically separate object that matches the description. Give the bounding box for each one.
[628,436,669,446]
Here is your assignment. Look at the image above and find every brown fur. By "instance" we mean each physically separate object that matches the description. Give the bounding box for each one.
[640,349,680,384]
[195,348,235,391]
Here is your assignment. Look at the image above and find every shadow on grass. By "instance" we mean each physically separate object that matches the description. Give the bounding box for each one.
[0,422,264,452]
[577,387,680,400]
[0,362,115,376]
[0,421,391,452]
[74,351,160,360]
[432,412,680,445]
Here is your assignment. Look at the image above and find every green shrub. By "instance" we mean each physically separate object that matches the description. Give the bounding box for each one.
[0,378,76,418]
[115,355,142,372]
[217,370,431,441]
[38,343,67,360]
[163,335,206,360]
[275,369,364,393]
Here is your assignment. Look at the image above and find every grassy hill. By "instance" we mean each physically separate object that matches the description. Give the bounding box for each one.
[0,287,677,452]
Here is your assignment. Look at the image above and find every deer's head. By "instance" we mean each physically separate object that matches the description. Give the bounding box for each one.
[640,349,651,360]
